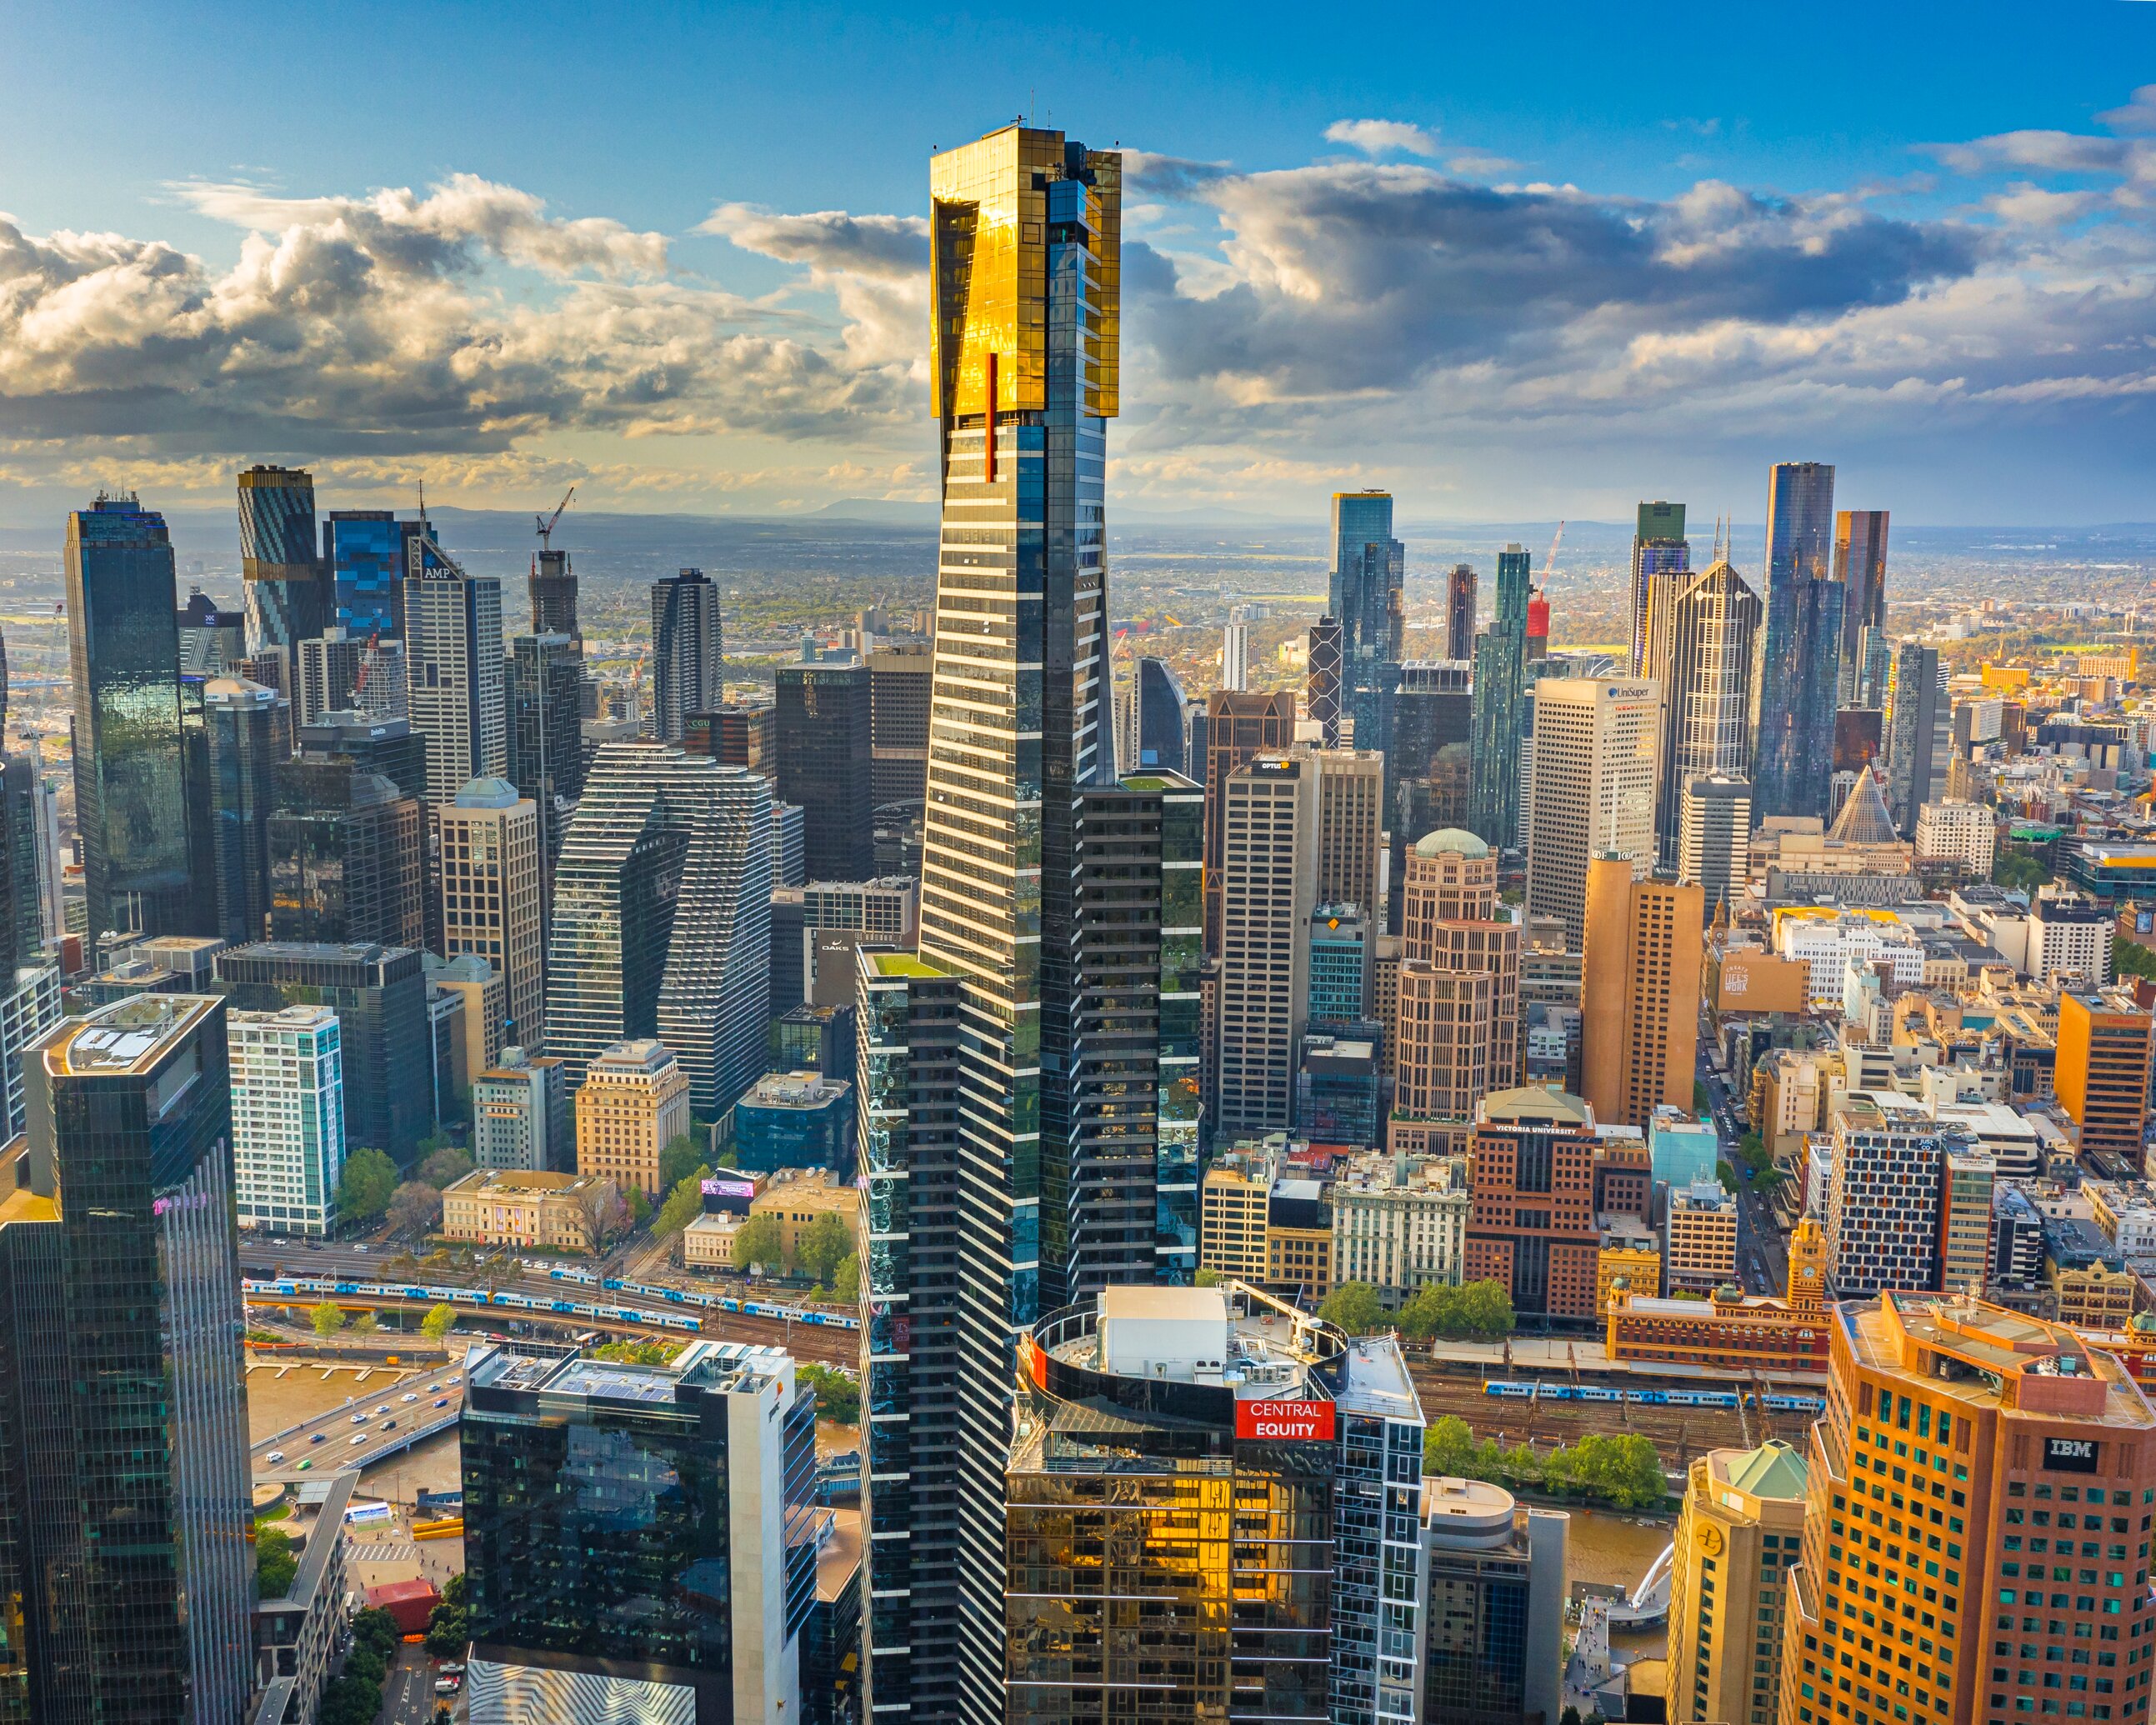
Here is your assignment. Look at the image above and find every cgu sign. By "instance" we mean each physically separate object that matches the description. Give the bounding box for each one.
[1235,1399,1336,1442]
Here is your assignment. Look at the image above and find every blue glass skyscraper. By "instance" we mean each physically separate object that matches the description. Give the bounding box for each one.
[1470,542,1533,850]
[324,510,418,638]
[1133,655,1188,773]
[67,492,195,939]
[1329,489,1405,757]
[1750,462,1843,822]
[236,465,328,654]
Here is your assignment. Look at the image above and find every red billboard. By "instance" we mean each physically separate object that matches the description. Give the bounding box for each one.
[1234,1399,1336,1442]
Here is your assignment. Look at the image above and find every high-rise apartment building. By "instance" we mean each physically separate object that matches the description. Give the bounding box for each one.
[1580,855,1702,1129]
[1681,773,1753,915]
[2057,987,2154,1168]
[574,1036,691,1198]
[462,1340,818,1722]
[1939,1148,1995,1293]
[215,941,429,1163]
[296,628,405,725]
[237,464,327,653]
[471,1044,569,1173]
[777,661,874,882]
[438,778,543,1051]
[1628,499,1691,678]
[1470,543,1533,850]
[195,675,278,947]
[1651,555,1760,862]
[1668,1440,1808,1725]
[404,525,506,804]
[1778,1294,2156,1725]
[1389,828,1521,1156]
[1307,613,1345,748]
[1214,753,1318,1138]
[1464,1087,1608,1320]
[1823,1091,1953,1295]
[1664,1178,1738,1293]
[545,742,773,1112]
[1526,678,1659,949]
[1444,562,1478,661]
[1423,1478,1568,1725]
[230,1003,344,1236]
[1833,508,1889,702]
[1330,490,1406,758]
[1884,641,1949,835]
[1752,462,1843,822]
[0,993,252,1722]
[857,126,1141,1725]
[650,567,725,743]
[67,492,195,939]
[1221,608,1249,692]
[1202,689,1297,956]
[505,630,584,898]
[868,639,933,805]
[1914,799,1996,876]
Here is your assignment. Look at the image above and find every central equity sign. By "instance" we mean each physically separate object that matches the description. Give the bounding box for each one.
[1235,1399,1337,1442]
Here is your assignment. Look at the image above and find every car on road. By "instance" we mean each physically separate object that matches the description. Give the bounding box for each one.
[373,1403,390,1414]
[383,1420,398,1432]
[310,1433,326,1444]
[403,1392,419,1402]
[265,1451,285,1464]
[348,1435,368,1447]
[434,1679,461,1697]
[350,1412,367,1423]
[296,1458,312,1470]
[433,1398,448,1408]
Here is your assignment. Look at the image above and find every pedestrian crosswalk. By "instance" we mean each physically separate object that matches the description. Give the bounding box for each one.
[352,1539,420,1563]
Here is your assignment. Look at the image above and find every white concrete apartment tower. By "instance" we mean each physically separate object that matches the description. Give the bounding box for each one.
[1526,677,1660,949]
[1213,752,1318,1137]
[230,1004,344,1236]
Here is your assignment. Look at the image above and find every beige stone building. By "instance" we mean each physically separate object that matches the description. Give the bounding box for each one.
[1664,1180,1738,1295]
[440,1168,616,1254]
[1329,1149,1470,1307]
[1596,1214,1661,1310]
[1199,1142,1276,1281]
[1667,1440,1808,1725]
[575,1038,692,1198]
[437,777,544,1049]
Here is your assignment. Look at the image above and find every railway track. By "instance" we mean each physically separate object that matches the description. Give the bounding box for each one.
[1406,1362,1822,1470]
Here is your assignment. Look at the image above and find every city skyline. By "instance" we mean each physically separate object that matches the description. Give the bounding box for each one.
[2,7,2154,523]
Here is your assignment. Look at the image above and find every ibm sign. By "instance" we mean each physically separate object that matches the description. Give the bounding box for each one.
[2046,1437,2099,1474]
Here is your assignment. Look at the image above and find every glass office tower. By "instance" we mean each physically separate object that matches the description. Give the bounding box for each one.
[236,464,328,653]
[650,567,725,744]
[0,993,251,1725]
[1469,543,1533,850]
[404,525,507,805]
[1628,500,1689,677]
[1751,462,1843,822]
[66,493,194,940]
[324,510,416,638]
[1833,508,1889,702]
[861,123,1146,1725]
[1330,490,1405,757]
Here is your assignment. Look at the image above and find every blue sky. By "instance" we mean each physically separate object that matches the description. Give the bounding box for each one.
[3,0,2154,523]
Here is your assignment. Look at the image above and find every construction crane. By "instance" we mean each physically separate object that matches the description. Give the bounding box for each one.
[536,486,577,552]
[1541,519,1566,581]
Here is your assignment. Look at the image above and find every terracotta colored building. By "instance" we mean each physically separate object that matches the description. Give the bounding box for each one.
[2056,987,2154,1167]
[1778,1292,2156,1725]
[1607,1217,1833,1375]
[1464,1088,1603,1320]
[1580,855,1703,1129]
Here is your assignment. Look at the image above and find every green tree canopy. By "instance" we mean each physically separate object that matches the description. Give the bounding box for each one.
[2113,937,2156,982]
[833,1252,861,1304]
[1396,1280,1514,1342]
[657,1167,713,1237]
[659,1133,705,1196]
[256,1524,297,1598]
[1318,1281,1385,1334]
[798,1212,853,1288]
[420,1302,456,1342]
[351,1607,401,1659]
[626,1186,653,1228]
[798,1361,860,1423]
[308,1301,348,1338]
[388,1181,443,1236]
[320,1674,383,1725]
[735,1213,784,1273]
[1992,843,2050,894]
[337,1148,398,1225]
[418,1145,473,1189]
[1193,1268,1222,1288]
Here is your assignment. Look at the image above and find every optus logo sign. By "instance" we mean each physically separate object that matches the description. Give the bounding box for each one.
[1234,1399,1336,1442]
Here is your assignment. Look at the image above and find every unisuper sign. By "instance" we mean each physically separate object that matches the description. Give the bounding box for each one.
[1235,1399,1336,1442]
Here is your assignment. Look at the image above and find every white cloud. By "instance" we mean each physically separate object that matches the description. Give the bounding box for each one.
[1324,119,1439,158]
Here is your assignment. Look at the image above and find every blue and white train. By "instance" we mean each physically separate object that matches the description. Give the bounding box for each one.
[242,1273,861,1333]
[1482,1379,1823,1414]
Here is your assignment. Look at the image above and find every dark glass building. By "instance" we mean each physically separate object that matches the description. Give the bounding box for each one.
[66,493,195,941]
[776,662,873,882]
[1628,500,1689,677]
[868,641,932,807]
[176,589,246,675]
[1883,641,1948,835]
[267,758,426,950]
[1132,656,1188,775]
[461,1339,818,1721]
[1329,490,1405,758]
[528,547,578,640]
[1306,615,1343,748]
[1751,462,1843,822]
[1469,544,1533,851]
[0,993,252,1725]
[296,711,428,803]
[508,632,586,898]
[236,465,327,653]
[213,942,428,1163]
[1834,508,1890,702]
[1444,562,1478,661]
[193,678,278,946]
[651,568,725,744]
[323,509,418,638]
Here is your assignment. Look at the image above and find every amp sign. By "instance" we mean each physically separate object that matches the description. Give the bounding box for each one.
[1235,1399,1337,1442]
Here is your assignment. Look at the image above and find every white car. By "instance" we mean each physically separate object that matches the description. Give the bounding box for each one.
[402,1392,419,1402]
[348,1434,368,1447]
[264,1451,285,1464]
[373,1404,389,1415]
[350,1412,368,1423]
